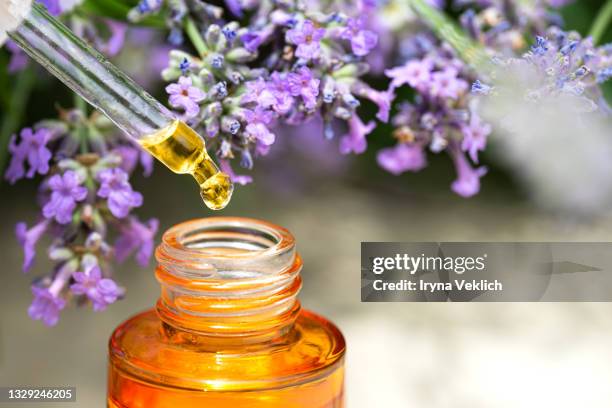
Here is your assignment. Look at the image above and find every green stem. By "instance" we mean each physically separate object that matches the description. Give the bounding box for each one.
[184,17,208,58]
[74,94,89,154]
[0,68,36,177]
[590,0,612,45]
[407,0,490,74]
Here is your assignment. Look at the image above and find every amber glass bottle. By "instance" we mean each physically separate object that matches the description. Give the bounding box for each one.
[108,217,346,407]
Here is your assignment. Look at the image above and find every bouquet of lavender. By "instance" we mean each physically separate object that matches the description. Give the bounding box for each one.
[3,0,612,325]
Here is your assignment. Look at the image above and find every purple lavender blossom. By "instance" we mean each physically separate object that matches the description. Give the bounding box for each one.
[4,128,53,183]
[340,17,378,57]
[377,144,427,175]
[268,72,295,114]
[225,0,244,17]
[6,41,28,73]
[166,76,206,119]
[241,32,264,53]
[242,78,277,109]
[339,115,376,155]
[286,20,325,61]
[430,68,468,100]
[471,80,493,95]
[135,0,163,14]
[139,151,154,177]
[115,217,159,266]
[220,159,254,185]
[5,135,26,184]
[42,171,88,224]
[288,67,320,110]
[461,113,492,163]
[450,145,487,198]
[244,108,276,146]
[38,0,62,15]
[22,128,53,178]
[113,146,154,177]
[15,220,49,273]
[28,286,66,326]
[97,168,143,218]
[385,59,433,92]
[100,20,128,57]
[362,87,395,123]
[70,264,122,311]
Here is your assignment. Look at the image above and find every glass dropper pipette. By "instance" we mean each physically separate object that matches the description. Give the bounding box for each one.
[3,2,233,210]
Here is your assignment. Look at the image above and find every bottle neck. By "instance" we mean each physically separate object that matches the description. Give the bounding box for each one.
[155,218,302,342]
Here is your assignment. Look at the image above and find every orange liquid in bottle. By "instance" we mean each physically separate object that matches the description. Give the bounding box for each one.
[107,218,345,408]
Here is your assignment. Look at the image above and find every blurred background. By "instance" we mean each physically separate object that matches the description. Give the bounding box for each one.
[3,1,612,407]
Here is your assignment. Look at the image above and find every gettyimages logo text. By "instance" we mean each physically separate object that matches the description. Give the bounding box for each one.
[371,253,488,275]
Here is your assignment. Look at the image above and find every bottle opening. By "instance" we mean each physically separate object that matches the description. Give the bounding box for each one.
[155,217,302,336]
[157,217,297,280]
[181,225,281,254]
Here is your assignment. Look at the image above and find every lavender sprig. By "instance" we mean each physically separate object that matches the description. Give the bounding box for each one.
[138,0,389,182]
[6,106,158,326]
[7,108,158,326]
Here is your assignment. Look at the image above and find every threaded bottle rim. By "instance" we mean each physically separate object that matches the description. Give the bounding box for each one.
[155,217,302,337]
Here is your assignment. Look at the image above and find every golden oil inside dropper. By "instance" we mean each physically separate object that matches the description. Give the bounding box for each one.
[139,120,233,210]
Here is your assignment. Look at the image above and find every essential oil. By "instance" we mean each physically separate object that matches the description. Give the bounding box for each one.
[139,120,233,210]
[107,217,346,408]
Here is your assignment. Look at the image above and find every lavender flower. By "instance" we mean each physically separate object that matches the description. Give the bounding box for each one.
[286,20,325,61]
[166,76,206,119]
[71,262,123,311]
[340,17,378,57]
[377,144,427,175]
[450,144,487,198]
[478,28,612,112]
[220,159,254,185]
[5,0,158,326]
[42,171,88,224]
[4,128,53,183]
[15,220,49,272]
[99,20,128,57]
[157,2,389,189]
[386,59,433,91]
[241,32,264,53]
[115,217,159,266]
[242,78,277,109]
[382,47,490,196]
[339,115,376,155]
[5,135,26,184]
[472,80,493,95]
[361,87,394,123]
[288,67,320,110]
[38,0,62,15]
[244,108,276,146]
[6,41,28,73]
[97,168,143,218]
[461,113,491,163]
[28,286,66,327]
[430,68,468,100]
[268,72,295,114]
[113,145,154,177]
